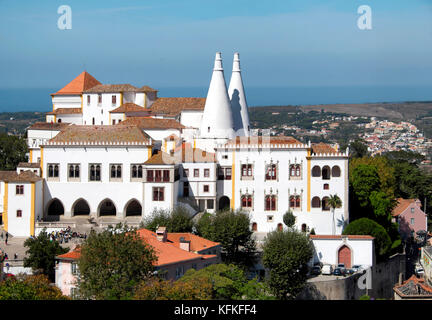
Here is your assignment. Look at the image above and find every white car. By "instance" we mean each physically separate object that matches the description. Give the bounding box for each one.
[415,265,425,277]
[351,265,364,273]
[321,264,333,275]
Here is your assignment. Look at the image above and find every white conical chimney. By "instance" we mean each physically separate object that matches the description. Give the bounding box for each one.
[228,52,250,137]
[199,52,234,139]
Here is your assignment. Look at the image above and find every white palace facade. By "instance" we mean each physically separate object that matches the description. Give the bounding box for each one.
[0,53,351,243]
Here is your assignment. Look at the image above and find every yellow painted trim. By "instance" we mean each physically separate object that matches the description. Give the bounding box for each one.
[148,146,152,159]
[53,115,57,123]
[164,140,167,152]
[40,146,44,177]
[307,149,311,212]
[30,183,35,236]
[120,93,123,106]
[123,114,126,121]
[80,95,83,112]
[193,139,196,149]
[109,113,112,125]
[144,93,147,108]
[29,149,33,163]
[3,182,8,231]
[231,151,235,209]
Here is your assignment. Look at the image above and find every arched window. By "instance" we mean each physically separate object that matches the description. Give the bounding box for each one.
[241,195,253,208]
[138,165,143,178]
[322,196,330,211]
[48,165,54,177]
[54,165,59,177]
[252,223,258,231]
[312,166,321,177]
[296,165,301,176]
[312,196,321,208]
[296,196,301,208]
[266,164,277,180]
[96,165,101,180]
[290,165,296,177]
[322,166,331,180]
[301,224,307,232]
[332,166,341,177]
[290,196,296,208]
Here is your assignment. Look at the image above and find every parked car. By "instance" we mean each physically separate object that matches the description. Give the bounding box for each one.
[333,267,346,276]
[351,265,363,273]
[310,266,321,275]
[337,263,346,273]
[321,264,333,275]
[415,265,425,277]
[346,268,355,275]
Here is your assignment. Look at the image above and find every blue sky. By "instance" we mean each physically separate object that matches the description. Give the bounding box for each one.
[0,0,432,89]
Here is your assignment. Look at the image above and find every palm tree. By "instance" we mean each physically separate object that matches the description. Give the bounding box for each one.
[328,194,342,235]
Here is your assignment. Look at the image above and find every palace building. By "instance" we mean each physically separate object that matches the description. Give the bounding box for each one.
[1,52,350,240]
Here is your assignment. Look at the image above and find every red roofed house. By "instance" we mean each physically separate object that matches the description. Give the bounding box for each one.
[392,198,427,240]
[55,227,220,297]
[393,275,432,300]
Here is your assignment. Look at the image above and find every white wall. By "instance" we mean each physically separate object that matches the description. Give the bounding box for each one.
[180,110,203,129]
[57,114,82,125]
[312,238,374,267]
[52,95,82,110]
[7,183,32,237]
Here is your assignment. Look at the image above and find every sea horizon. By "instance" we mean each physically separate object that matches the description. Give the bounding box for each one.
[0,85,431,113]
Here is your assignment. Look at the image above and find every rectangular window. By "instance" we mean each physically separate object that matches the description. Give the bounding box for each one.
[16,185,24,195]
[204,169,210,177]
[89,164,101,181]
[155,170,162,182]
[16,210,22,217]
[225,168,231,180]
[183,168,189,177]
[110,164,122,180]
[194,169,199,177]
[68,164,80,180]
[112,95,116,105]
[411,208,415,213]
[112,119,116,125]
[153,187,164,201]
[71,262,78,275]
[98,94,102,104]
[47,163,60,179]
[87,95,90,105]
[207,199,214,209]
[147,170,154,182]
[163,170,170,182]
[203,185,209,192]
[411,218,415,225]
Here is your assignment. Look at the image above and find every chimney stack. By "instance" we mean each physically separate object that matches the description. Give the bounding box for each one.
[179,236,191,252]
[156,226,167,242]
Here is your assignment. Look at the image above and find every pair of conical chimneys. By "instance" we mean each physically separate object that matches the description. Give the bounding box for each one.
[199,52,250,139]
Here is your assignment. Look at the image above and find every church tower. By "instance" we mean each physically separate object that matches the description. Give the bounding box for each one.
[228,52,250,136]
[199,52,234,139]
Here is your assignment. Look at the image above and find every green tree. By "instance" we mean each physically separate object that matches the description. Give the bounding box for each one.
[369,191,395,227]
[195,209,257,267]
[261,229,314,300]
[349,139,369,158]
[0,134,28,170]
[23,229,68,281]
[143,206,194,233]
[343,218,392,261]
[350,164,381,208]
[328,194,342,235]
[0,274,68,300]
[283,210,296,228]
[77,223,157,300]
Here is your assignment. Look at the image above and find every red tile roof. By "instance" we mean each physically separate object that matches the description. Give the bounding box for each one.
[47,108,82,115]
[0,170,42,182]
[119,117,185,130]
[311,142,338,155]
[17,162,40,169]
[47,125,152,145]
[109,103,145,114]
[28,122,71,131]
[167,233,219,252]
[309,235,374,240]
[392,198,421,217]
[394,275,432,296]
[57,247,81,260]
[56,229,217,267]
[52,71,101,96]
[149,97,206,116]
[223,135,303,148]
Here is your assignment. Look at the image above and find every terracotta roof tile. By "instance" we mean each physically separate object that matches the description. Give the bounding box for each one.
[53,71,101,96]
[311,142,338,155]
[0,170,42,182]
[119,117,185,130]
[47,108,82,115]
[167,233,219,252]
[394,275,432,296]
[28,122,71,131]
[56,247,81,260]
[47,125,152,145]
[17,162,40,169]
[139,86,158,92]
[144,151,175,165]
[149,98,206,116]
[83,84,139,93]
[392,198,420,217]
[110,103,145,114]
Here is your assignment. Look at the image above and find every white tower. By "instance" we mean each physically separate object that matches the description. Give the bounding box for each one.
[199,52,234,139]
[228,52,250,136]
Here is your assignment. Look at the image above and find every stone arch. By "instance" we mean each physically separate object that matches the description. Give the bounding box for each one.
[72,198,91,216]
[124,199,142,216]
[46,198,64,216]
[218,196,230,211]
[98,198,117,216]
[322,196,330,211]
[312,196,321,208]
